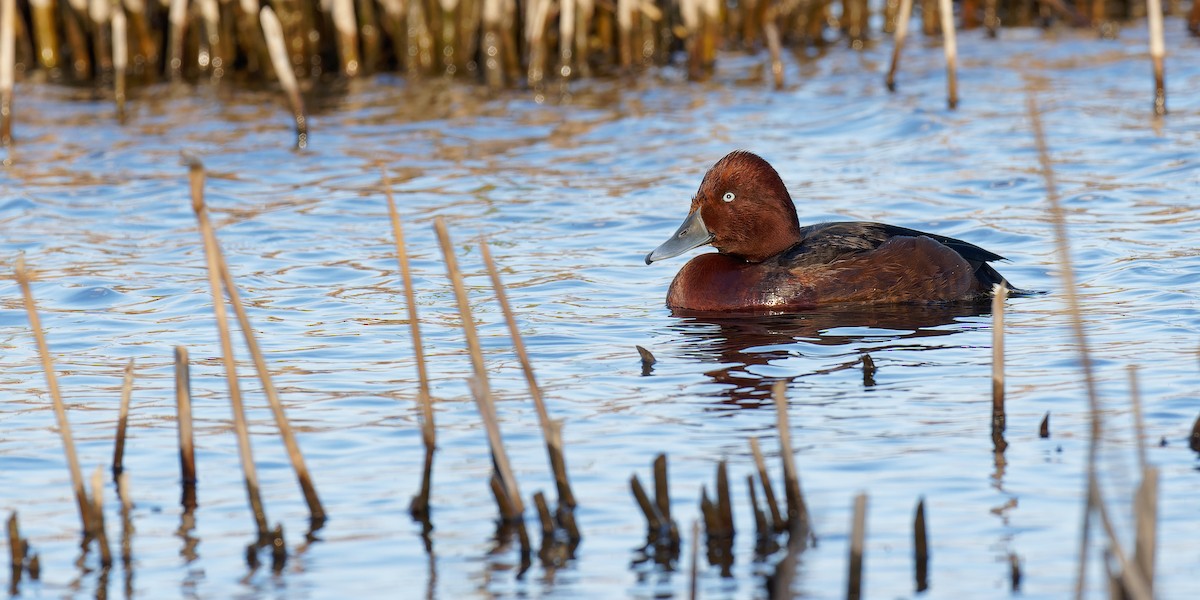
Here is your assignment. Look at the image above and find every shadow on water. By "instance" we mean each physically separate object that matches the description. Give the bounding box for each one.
[665,303,996,407]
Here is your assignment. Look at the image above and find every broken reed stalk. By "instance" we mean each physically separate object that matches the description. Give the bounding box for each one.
[331,0,361,77]
[938,0,958,109]
[558,0,575,79]
[0,0,14,146]
[763,8,784,90]
[189,159,270,539]
[1029,95,1149,600]
[269,523,286,572]
[91,467,113,568]
[29,0,59,72]
[847,492,867,600]
[1128,365,1147,470]
[533,491,554,538]
[117,472,133,568]
[772,380,810,540]
[984,0,999,35]
[747,475,767,539]
[715,461,734,538]
[382,170,436,519]
[216,241,326,526]
[480,240,577,513]
[259,6,308,149]
[885,0,913,91]
[861,353,876,386]
[175,346,197,509]
[1146,0,1166,115]
[1132,466,1158,597]
[636,345,656,375]
[631,474,665,533]
[1009,552,1021,591]
[1088,478,1153,599]
[749,437,785,532]
[653,453,679,547]
[914,498,928,592]
[112,6,127,123]
[433,217,525,520]
[111,359,135,479]
[14,257,92,538]
[991,283,1008,453]
[166,0,187,80]
[469,374,531,552]
[7,512,23,594]
[689,519,700,600]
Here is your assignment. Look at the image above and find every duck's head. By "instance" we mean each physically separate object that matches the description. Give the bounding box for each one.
[645,151,803,265]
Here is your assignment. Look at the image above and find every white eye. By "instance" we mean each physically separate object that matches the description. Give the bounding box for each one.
[722,192,735,203]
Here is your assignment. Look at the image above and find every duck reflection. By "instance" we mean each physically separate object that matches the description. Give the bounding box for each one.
[664,303,992,408]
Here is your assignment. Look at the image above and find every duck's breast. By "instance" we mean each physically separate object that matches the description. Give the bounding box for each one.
[666,253,816,312]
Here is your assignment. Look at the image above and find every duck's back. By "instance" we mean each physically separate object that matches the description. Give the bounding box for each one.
[785,222,1010,291]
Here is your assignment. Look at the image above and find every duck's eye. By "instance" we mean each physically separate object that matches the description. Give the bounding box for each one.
[722,192,735,203]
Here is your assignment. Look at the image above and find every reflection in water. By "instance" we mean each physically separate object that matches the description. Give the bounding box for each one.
[667,303,994,407]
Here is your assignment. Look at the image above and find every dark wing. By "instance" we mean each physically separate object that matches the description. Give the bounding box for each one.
[787,221,1011,288]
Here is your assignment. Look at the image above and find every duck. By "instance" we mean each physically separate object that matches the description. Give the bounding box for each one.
[644,150,1016,313]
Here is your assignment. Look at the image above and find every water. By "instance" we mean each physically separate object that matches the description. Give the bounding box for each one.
[2,22,1199,599]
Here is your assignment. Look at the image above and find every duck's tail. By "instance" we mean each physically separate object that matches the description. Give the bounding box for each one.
[977,262,1041,297]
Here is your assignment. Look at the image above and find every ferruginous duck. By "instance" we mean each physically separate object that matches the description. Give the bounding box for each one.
[645,151,1015,313]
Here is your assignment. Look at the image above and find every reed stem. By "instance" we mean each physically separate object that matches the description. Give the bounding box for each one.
[382,170,436,518]
[7,512,23,595]
[15,257,92,538]
[1030,94,1147,600]
[111,358,136,479]
[91,466,113,568]
[260,6,308,149]
[749,436,784,532]
[117,471,133,568]
[189,159,270,539]
[885,0,913,91]
[217,241,326,526]
[29,0,60,72]
[689,519,700,599]
[764,7,783,90]
[434,217,524,519]
[1127,365,1146,470]
[175,346,197,509]
[914,498,928,592]
[480,241,576,510]
[167,0,187,80]
[112,6,127,123]
[992,283,1008,453]
[772,380,810,541]
[1147,0,1166,115]
[0,0,14,145]
[938,0,958,109]
[630,474,665,533]
[1132,466,1158,596]
[847,492,867,600]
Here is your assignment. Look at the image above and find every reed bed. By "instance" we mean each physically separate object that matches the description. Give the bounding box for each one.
[0,0,1186,92]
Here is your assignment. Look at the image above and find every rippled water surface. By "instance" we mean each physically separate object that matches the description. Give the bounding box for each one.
[2,22,1199,600]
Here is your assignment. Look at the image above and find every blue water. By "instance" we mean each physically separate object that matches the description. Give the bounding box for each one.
[2,22,1199,599]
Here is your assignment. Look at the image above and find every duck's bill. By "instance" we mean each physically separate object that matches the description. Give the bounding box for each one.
[645,209,715,265]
